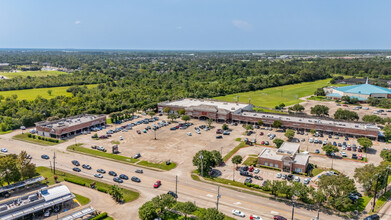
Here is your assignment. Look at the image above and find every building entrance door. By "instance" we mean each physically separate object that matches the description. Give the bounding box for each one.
[283,166,290,172]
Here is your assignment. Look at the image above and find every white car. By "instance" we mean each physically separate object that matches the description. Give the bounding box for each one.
[94,173,103,178]
[196,130,201,134]
[276,173,282,178]
[304,178,310,185]
[254,168,260,174]
[250,215,262,220]
[342,146,346,150]
[294,176,300,182]
[1,148,7,153]
[119,136,123,140]
[232,209,245,217]
[187,132,192,136]
[341,151,347,157]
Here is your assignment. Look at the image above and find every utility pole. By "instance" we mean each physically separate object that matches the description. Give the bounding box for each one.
[291,201,295,220]
[372,174,381,212]
[175,175,178,201]
[233,167,235,182]
[200,154,204,177]
[53,152,56,174]
[154,128,157,140]
[384,166,391,195]
[216,186,221,210]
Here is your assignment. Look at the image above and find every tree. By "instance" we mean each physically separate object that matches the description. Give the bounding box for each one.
[0,155,21,184]
[279,103,285,109]
[273,138,284,148]
[380,149,391,162]
[288,104,305,113]
[311,189,326,217]
[310,105,329,117]
[354,164,379,195]
[147,111,155,118]
[257,120,264,126]
[317,174,357,211]
[334,108,359,121]
[163,107,170,114]
[293,182,310,202]
[362,115,385,124]
[222,123,228,130]
[310,129,316,135]
[314,88,326,96]
[284,129,295,141]
[110,185,123,202]
[231,155,243,167]
[206,119,213,128]
[357,137,373,152]
[181,115,190,122]
[277,181,293,199]
[168,113,177,122]
[151,194,176,216]
[272,120,282,128]
[199,208,225,220]
[192,150,217,176]
[211,150,223,166]
[176,201,197,220]
[322,144,339,156]
[17,151,35,180]
[178,109,186,115]
[384,124,391,141]
[243,124,253,131]
[47,90,52,96]
[139,201,158,220]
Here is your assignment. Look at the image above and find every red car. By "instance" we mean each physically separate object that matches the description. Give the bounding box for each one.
[343,104,348,107]
[358,147,362,152]
[347,146,352,151]
[154,180,161,188]
[249,167,254,172]
[259,132,264,136]
[274,216,287,220]
[357,154,363,160]
[137,130,141,134]
[261,141,265,145]
[216,129,223,134]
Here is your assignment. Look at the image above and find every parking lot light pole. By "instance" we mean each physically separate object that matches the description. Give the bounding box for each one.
[200,154,204,177]
[216,186,221,210]
[291,201,295,220]
[175,175,178,200]
[372,174,381,212]
[384,166,390,195]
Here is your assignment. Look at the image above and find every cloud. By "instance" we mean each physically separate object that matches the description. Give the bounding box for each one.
[232,20,252,30]
[74,20,81,25]
[177,26,183,30]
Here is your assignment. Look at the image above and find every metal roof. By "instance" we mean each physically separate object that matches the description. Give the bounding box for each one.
[335,84,391,95]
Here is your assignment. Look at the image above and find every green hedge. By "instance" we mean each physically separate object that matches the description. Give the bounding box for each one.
[29,134,59,143]
[97,188,108,193]
[258,164,281,171]
[64,178,86,186]
[90,212,108,220]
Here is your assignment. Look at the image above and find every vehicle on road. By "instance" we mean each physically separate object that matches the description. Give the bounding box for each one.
[232,209,245,217]
[41,154,50,160]
[250,215,262,220]
[1,148,7,153]
[109,171,117,176]
[94,173,103,178]
[97,169,106,174]
[71,160,80,166]
[131,176,141,182]
[363,214,380,220]
[274,216,287,220]
[154,180,161,188]
[119,174,128,180]
[167,191,178,198]
[135,169,143,174]
[113,177,123,183]
[134,153,141,159]
[82,164,91,170]
[73,167,81,172]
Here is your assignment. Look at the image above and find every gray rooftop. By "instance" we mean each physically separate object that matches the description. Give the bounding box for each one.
[277,142,300,155]
[294,153,310,166]
[258,148,284,161]
[36,114,105,129]
[159,99,251,113]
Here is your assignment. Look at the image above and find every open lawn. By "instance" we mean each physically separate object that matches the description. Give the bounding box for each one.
[0,84,97,101]
[214,78,347,108]
[36,167,139,203]
[74,193,91,205]
[0,70,68,78]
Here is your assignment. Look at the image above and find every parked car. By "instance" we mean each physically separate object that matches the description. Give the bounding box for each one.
[216,135,223,139]
[341,152,347,157]
[304,178,310,185]
[358,147,363,152]
[276,173,282,178]
[131,176,141,182]
[244,177,252,183]
[223,131,230,135]
[232,209,245,217]
[216,129,223,134]
[363,214,380,220]
[249,167,254,172]
[264,141,269,145]
[134,153,141,159]
[41,154,50,159]
[254,168,260,174]
[1,148,8,153]
[352,154,358,159]
[113,177,123,183]
[358,154,363,160]
[294,176,300,182]
[94,173,103,178]
[282,174,287,180]
[154,180,162,188]
[315,149,320,154]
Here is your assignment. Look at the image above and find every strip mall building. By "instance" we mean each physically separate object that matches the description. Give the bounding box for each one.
[158,99,379,140]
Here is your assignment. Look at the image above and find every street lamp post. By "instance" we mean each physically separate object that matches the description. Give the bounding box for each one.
[199,154,204,177]
[384,166,391,195]
[372,174,381,212]
[291,201,295,220]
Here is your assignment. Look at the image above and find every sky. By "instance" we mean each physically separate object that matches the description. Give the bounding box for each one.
[1,0,391,50]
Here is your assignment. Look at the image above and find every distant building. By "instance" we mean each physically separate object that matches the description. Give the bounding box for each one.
[0,185,76,220]
[257,143,309,173]
[35,114,106,139]
[324,79,391,101]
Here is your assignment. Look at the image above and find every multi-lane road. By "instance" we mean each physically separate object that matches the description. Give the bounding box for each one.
[1,130,345,220]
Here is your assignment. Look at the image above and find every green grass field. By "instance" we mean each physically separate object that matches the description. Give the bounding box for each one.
[0,70,68,78]
[0,84,97,101]
[214,78,347,108]
[74,193,91,205]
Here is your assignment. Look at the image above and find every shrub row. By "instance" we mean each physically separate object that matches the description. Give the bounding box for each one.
[258,164,281,171]
[27,133,59,143]
[97,188,108,193]
[244,182,263,189]
[64,178,86,186]
[90,212,108,220]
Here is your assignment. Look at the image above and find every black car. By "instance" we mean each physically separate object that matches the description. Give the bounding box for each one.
[216,135,223,139]
[167,191,178,198]
[131,176,141,182]
[134,153,141,159]
[240,171,253,177]
[242,166,249,171]
[113,177,123,183]
[72,160,80,166]
[119,174,128,180]
[135,169,143,174]
[109,171,117,176]
[97,169,106,174]
[82,164,91,170]
[363,214,379,220]
[352,154,358,159]
[41,154,50,160]
[73,167,81,172]
[287,174,293,181]
[170,127,177,131]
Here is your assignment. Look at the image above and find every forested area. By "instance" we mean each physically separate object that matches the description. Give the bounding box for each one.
[1,50,391,132]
